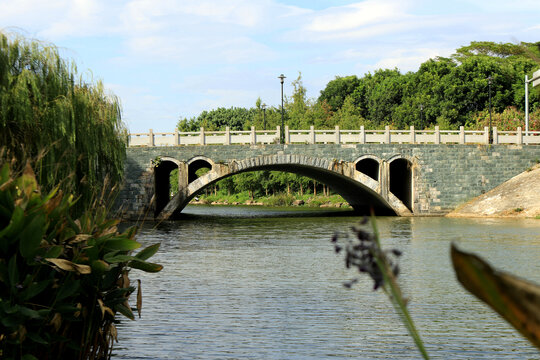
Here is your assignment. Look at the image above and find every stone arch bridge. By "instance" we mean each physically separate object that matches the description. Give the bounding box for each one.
[117,144,540,220]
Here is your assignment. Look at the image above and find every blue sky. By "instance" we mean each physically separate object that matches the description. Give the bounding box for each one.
[1,0,539,133]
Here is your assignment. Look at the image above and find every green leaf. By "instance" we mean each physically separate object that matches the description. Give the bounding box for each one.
[18,306,41,319]
[135,243,160,261]
[22,354,39,360]
[0,163,9,183]
[103,238,141,251]
[8,255,18,289]
[26,331,48,345]
[44,245,63,259]
[91,259,110,273]
[56,279,80,301]
[0,207,25,249]
[129,260,163,273]
[18,213,46,259]
[104,254,136,263]
[115,303,135,320]
[20,280,51,302]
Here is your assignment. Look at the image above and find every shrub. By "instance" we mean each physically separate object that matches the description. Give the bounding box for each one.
[264,193,295,206]
[0,164,161,359]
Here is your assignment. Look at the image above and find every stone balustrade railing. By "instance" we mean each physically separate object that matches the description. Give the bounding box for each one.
[128,125,540,147]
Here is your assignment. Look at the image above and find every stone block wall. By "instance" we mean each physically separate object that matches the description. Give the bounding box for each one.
[116,144,540,218]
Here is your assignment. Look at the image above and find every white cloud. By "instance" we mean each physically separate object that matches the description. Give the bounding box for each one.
[369,47,455,72]
[305,0,406,32]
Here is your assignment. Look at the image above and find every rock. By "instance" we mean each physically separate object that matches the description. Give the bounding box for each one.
[292,200,305,206]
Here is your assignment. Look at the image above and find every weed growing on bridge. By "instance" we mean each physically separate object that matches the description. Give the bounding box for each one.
[332,217,430,359]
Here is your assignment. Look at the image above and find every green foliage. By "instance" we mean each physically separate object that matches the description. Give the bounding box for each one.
[0,164,162,359]
[0,32,128,215]
[466,107,540,131]
[318,75,361,112]
[178,107,257,131]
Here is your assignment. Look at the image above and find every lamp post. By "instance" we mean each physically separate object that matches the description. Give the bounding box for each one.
[488,76,492,144]
[261,103,267,130]
[278,74,286,144]
[525,70,540,137]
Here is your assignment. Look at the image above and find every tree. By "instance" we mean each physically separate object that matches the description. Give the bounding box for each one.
[285,72,309,129]
[318,75,361,112]
[0,32,127,214]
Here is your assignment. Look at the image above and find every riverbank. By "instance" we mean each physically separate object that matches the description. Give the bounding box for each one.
[189,193,352,209]
[447,163,540,218]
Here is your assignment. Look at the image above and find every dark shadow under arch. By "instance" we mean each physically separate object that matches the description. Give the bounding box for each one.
[356,158,379,181]
[188,159,213,183]
[389,158,412,212]
[154,160,179,216]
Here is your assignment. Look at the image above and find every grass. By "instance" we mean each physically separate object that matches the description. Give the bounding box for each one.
[190,191,352,208]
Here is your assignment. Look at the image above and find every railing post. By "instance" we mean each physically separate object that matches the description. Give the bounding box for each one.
[276,126,280,143]
[285,125,290,144]
[434,126,440,144]
[360,126,365,144]
[483,126,489,144]
[459,126,465,144]
[492,127,498,145]
[148,129,154,146]
[225,126,231,145]
[310,126,315,144]
[335,125,340,144]
[410,126,415,144]
[174,128,180,146]
[250,126,256,145]
[200,127,205,145]
[385,126,390,144]
[517,127,523,145]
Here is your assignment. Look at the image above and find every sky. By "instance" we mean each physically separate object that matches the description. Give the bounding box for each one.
[0,0,539,133]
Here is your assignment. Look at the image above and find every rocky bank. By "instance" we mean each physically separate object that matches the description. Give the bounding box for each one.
[447,164,540,218]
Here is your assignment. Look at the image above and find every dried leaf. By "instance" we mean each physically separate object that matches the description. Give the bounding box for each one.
[136,279,142,318]
[49,313,62,332]
[97,299,114,319]
[46,258,91,274]
[69,234,91,244]
[451,243,540,349]
[109,323,118,342]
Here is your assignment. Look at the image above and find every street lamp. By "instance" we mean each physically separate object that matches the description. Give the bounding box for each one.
[488,76,492,144]
[261,103,267,130]
[278,74,286,144]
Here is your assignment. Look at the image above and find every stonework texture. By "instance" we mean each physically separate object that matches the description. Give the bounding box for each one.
[116,144,540,219]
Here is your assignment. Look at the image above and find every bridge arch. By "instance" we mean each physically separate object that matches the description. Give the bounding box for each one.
[388,156,414,212]
[355,155,381,181]
[154,157,182,216]
[187,156,214,183]
[150,154,413,219]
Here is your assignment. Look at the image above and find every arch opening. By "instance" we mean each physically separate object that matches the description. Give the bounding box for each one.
[188,159,212,183]
[185,164,398,216]
[154,160,179,216]
[389,158,412,212]
[356,158,379,181]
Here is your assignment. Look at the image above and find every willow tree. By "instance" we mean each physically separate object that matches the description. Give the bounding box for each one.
[0,32,127,213]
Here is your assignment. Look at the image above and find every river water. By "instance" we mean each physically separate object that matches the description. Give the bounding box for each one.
[113,206,540,359]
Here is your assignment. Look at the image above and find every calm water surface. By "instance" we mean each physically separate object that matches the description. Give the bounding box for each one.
[114,206,540,359]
